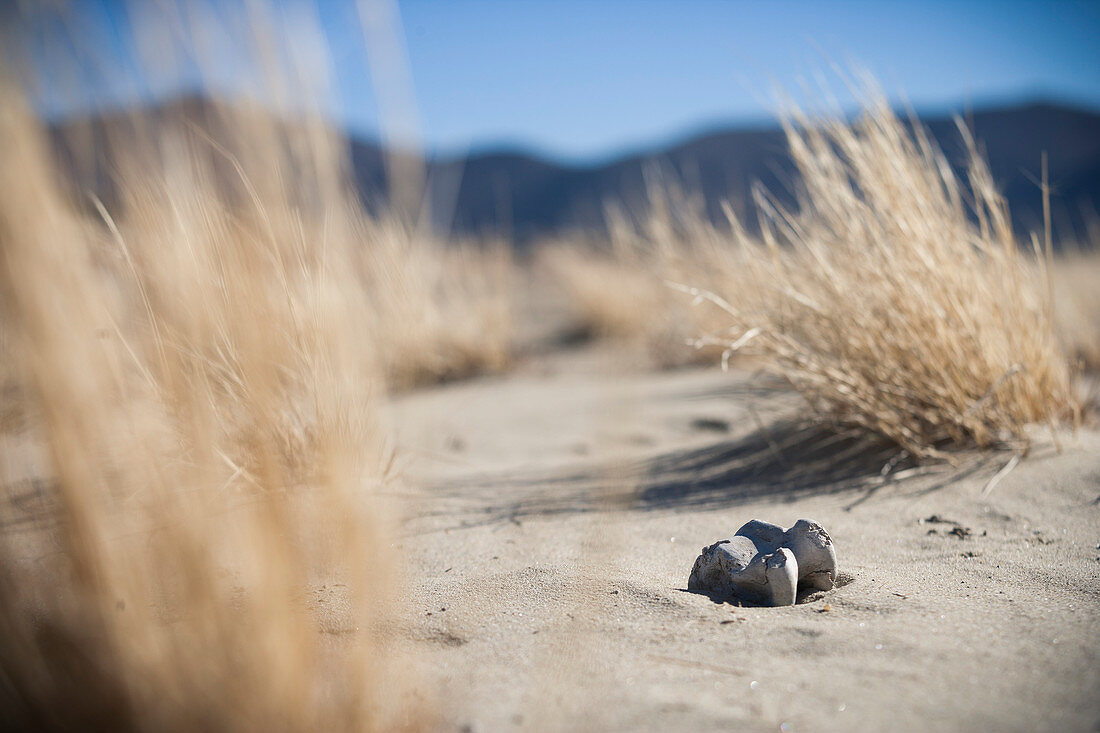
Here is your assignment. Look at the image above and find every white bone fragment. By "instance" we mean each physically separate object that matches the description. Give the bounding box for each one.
[688,519,837,606]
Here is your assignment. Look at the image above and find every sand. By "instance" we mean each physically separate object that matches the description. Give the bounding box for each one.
[381,343,1100,732]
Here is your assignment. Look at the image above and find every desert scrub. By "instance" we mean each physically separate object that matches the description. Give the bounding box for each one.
[538,242,669,341]
[1049,247,1100,373]
[0,85,410,733]
[684,91,1075,459]
[0,4,430,730]
[538,186,735,366]
[363,218,513,389]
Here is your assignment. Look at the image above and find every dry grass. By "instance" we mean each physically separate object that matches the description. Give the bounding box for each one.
[362,219,512,389]
[546,88,1077,458]
[1050,248,1100,374]
[682,92,1076,459]
[46,103,513,392]
[0,83,421,731]
[537,188,732,366]
[0,89,389,732]
[0,3,519,728]
[538,243,668,341]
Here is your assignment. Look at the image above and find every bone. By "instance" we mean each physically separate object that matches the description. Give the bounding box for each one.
[688,539,797,607]
[781,519,838,591]
[688,519,837,606]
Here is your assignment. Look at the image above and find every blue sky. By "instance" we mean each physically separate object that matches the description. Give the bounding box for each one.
[15,0,1100,161]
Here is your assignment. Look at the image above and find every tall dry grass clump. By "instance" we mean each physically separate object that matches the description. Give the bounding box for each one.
[363,218,512,388]
[0,84,414,731]
[687,92,1075,459]
[0,5,459,728]
[538,242,669,341]
[1049,248,1100,373]
[538,185,733,365]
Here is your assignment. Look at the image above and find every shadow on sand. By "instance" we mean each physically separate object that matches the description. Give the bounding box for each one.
[408,420,992,533]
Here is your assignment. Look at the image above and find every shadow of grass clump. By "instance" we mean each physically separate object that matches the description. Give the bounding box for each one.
[411,419,991,533]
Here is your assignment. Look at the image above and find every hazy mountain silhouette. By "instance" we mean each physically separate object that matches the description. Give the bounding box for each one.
[389,101,1099,246]
[50,98,1100,247]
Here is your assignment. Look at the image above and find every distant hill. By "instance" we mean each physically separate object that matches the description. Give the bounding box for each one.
[385,101,1100,246]
[50,98,1100,247]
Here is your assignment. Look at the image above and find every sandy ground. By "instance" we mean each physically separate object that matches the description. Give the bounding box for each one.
[380,343,1100,733]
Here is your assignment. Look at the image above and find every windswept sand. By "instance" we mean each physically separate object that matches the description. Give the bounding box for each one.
[379,344,1100,732]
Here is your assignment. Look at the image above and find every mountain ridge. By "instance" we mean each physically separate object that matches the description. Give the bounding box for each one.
[410,100,1100,244]
[48,97,1100,246]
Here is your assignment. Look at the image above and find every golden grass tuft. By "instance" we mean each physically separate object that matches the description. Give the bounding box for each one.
[0,77,420,730]
[0,2,523,726]
[537,188,732,366]
[1050,248,1100,374]
[544,87,1078,457]
[362,218,513,389]
[684,92,1076,459]
[538,243,668,341]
